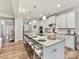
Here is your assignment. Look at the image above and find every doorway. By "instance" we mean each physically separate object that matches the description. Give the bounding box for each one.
[0,19,15,48]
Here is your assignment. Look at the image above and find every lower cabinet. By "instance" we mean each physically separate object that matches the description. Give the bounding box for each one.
[42,41,64,59]
[23,39,41,59]
[65,35,76,50]
[34,52,41,59]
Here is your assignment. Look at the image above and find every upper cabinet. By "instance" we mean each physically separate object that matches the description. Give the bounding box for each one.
[48,16,56,24]
[66,12,75,28]
[56,12,76,28]
[56,14,66,28]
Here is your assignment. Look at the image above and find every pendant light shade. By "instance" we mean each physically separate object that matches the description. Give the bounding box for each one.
[42,16,47,20]
[33,20,36,23]
[29,22,32,25]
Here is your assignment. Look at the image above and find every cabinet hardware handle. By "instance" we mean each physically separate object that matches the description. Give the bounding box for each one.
[52,49,57,54]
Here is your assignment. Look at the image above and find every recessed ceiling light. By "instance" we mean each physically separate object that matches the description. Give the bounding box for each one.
[22,9,26,13]
[33,20,36,23]
[57,4,61,7]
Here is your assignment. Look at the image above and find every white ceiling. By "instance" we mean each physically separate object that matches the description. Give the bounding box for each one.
[0,0,79,18]
[19,0,79,18]
[0,0,14,18]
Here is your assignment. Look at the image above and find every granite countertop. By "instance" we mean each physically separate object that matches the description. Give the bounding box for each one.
[33,37,65,47]
[24,33,65,47]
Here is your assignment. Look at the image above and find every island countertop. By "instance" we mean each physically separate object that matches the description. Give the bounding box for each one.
[24,33,65,47]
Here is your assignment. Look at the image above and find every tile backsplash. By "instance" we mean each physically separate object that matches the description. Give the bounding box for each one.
[56,28,75,34]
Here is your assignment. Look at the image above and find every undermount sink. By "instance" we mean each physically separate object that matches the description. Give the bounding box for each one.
[38,39,46,42]
[32,36,37,38]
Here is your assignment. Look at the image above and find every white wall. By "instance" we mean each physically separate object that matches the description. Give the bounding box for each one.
[15,17,23,42]
[11,0,19,17]
[0,0,14,18]
[0,24,2,37]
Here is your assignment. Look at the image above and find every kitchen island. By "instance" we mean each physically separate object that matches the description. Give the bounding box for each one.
[23,33,65,59]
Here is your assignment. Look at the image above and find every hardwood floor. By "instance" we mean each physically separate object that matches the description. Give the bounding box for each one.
[65,48,79,59]
[76,43,79,51]
[0,41,29,59]
[0,40,79,59]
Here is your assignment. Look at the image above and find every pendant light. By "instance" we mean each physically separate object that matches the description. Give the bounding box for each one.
[33,20,36,23]
[42,16,47,20]
[29,22,32,25]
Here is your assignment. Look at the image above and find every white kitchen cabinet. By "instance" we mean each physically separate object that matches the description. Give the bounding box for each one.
[56,12,76,28]
[65,35,75,50]
[60,14,67,28]
[66,12,75,28]
[56,16,61,28]
[48,16,56,24]
[43,41,64,59]
[56,14,66,28]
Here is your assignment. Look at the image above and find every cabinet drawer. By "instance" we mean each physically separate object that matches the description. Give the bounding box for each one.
[65,36,75,50]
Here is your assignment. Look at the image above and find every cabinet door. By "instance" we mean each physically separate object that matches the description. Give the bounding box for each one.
[65,36,75,50]
[67,12,75,28]
[56,16,61,28]
[56,14,66,28]
[60,14,66,28]
[48,16,55,24]
[43,41,64,59]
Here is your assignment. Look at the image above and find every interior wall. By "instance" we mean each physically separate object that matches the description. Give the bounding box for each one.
[11,0,19,17]
[15,17,23,42]
[23,20,29,32]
